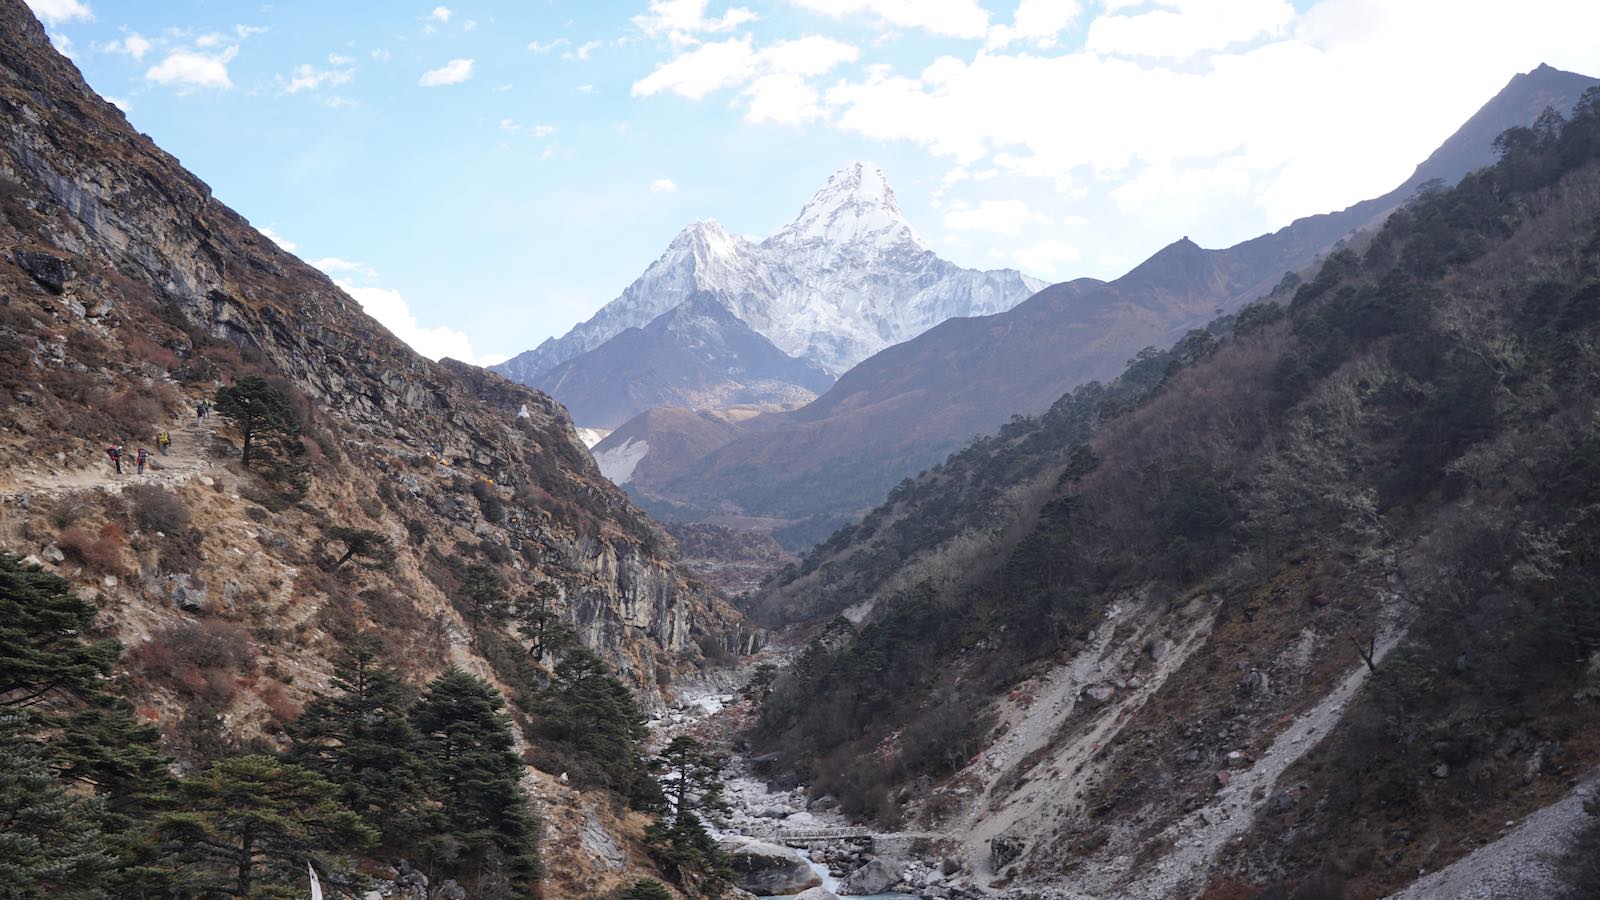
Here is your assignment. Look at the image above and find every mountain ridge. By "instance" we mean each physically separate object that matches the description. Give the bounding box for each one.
[492,161,1045,408]
[621,63,1600,543]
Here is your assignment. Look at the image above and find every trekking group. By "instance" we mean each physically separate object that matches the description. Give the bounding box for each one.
[105,401,207,477]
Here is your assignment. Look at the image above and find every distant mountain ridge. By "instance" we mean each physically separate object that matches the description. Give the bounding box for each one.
[532,294,833,428]
[609,63,1600,543]
[492,162,1045,423]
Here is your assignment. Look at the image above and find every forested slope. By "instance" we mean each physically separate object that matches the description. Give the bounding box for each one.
[753,92,1600,898]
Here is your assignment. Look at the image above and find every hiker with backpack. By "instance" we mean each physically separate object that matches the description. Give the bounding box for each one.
[157,430,171,454]
[106,444,123,475]
[136,447,149,475]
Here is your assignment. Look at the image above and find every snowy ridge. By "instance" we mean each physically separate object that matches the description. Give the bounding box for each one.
[494,162,1046,382]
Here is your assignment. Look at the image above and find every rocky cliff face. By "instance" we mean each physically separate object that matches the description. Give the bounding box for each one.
[0,0,751,709]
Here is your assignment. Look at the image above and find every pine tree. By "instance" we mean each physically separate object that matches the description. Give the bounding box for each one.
[287,636,431,847]
[214,376,301,469]
[0,553,120,711]
[324,527,394,571]
[461,563,510,626]
[409,669,541,894]
[529,646,657,807]
[644,736,731,898]
[0,726,115,899]
[143,755,375,899]
[511,581,573,659]
[0,554,173,882]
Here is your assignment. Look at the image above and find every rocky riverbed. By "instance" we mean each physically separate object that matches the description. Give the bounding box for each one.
[656,672,980,900]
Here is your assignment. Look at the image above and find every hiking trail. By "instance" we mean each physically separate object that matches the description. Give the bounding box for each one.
[0,419,222,501]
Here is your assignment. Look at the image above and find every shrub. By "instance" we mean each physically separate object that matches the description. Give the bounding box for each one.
[47,494,97,530]
[126,484,190,533]
[130,620,255,710]
[472,479,506,525]
[57,522,125,573]
[615,879,672,900]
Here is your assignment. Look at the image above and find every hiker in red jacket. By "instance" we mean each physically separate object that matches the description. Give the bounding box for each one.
[106,444,122,474]
[136,447,149,475]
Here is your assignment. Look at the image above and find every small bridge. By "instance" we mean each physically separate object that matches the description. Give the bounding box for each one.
[773,826,873,846]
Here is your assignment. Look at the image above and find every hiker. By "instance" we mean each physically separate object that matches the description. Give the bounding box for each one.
[195,401,206,426]
[136,447,149,475]
[157,430,171,454]
[106,444,122,475]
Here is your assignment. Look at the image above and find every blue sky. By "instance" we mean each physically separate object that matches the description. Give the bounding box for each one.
[27,0,1600,365]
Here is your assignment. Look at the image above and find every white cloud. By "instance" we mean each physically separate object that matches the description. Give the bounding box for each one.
[339,281,493,365]
[500,119,557,137]
[419,58,473,86]
[25,0,92,25]
[790,0,989,39]
[634,0,759,44]
[235,24,267,40]
[1011,238,1080,274]
[311,257,378,278]
[650,178,678,193]
[429,6,452,23]
[987,0,1080,49]
[99,31,152,59]
[280,62,354,93]
[257,226,297,253]
[818,0,1600,241]
[370,48,392,61]
[327,52,354,65]
[943,198,1043,235]
[528,38,569,53]
[744,73,826,124]
[634,34,860,121]
[1086,0,1294,60]
[104,95,130,112]
[576,83,596,94]
[634,37,756,99]
[564,40,603,61]
[146,46,237,91]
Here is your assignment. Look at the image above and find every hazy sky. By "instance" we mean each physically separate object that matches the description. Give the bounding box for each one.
[27,0,1600,365]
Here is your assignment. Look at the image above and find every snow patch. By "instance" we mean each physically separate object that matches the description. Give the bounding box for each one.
[575,427,611,448]
[593,438,648,485]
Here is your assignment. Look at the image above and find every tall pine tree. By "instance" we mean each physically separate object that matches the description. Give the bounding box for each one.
[287,636,431,847]
[410,669,542,896]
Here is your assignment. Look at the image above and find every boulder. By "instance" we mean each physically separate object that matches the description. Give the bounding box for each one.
[719,836,822,896]
[14,249,71,294]
[1083,683,1115,704]
[794,889,841,900]
[41,543,64,563]
[844,857,901,894]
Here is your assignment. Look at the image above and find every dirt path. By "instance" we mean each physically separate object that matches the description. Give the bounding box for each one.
[0,420,220,500]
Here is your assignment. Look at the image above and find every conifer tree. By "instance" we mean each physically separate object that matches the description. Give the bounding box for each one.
[0,726,115,899]
[644,736,731,897]
[214,376,302,469]
[409,669,541,894]
[143,755,375,899]
[0,553,120,710]
[287,636,430,846]
[530,646,657,807]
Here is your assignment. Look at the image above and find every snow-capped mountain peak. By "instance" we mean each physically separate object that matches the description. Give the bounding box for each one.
[492,161,1042,387]
[769,161,924,251]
